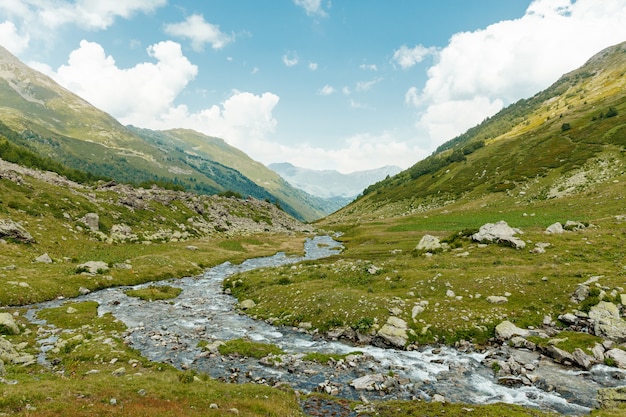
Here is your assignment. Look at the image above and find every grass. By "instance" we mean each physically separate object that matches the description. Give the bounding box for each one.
[125,285,183,301]
[216,338,284,359]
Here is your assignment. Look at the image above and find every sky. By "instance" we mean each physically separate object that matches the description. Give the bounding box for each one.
[1,1,626,173]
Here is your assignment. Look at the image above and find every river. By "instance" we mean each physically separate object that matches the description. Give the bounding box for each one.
[24,236,626,415]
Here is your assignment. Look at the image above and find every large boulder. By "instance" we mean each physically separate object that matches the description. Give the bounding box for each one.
[416,235,442,252]
[79,213,100,232]
[77,261,109,275]
[0,312,20,335]
[589,301,626,342]
[495,320,530,339]
[0,219,34,243]
[376,316,409,348]
[605,349,626,369]
[472,221,525,249]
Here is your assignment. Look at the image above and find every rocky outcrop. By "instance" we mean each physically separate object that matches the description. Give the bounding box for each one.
[0,313,20,335]
[589,301,626,342]
[375,316,408,348]
[0,219,34,243]
[472,221,525,249]
[415,235,442,252]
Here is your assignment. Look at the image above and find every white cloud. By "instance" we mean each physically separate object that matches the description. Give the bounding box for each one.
[38,40,282,155]
[412,0,626,147]
[318,85,335,95]
[392,44,437,69]
[164,14,233,51]
[356,78,382,92]
[360,63,378,71]
[308,62,318,71]
[293,0,329,17]
[0,20,29,54]
[37,40,197,124]
[282,52,299,67]
[265,133,427,173]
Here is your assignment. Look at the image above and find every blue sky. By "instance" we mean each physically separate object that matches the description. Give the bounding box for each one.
[2,1,626,173]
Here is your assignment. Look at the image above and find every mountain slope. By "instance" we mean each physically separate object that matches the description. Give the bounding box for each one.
[326,40,626,223]
[268,162,402,198]
[0,45,326,221]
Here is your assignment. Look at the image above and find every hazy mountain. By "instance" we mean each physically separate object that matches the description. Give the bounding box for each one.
[0,45,330,221]
[327,40,626,223]
[268,162,402,198]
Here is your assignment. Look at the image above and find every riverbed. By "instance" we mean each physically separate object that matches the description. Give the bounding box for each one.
[24,236,626,415]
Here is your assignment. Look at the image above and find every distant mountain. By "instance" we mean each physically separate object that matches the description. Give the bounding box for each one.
[326,40,626,223]
[268,162,402,198]
[0,45,329,221]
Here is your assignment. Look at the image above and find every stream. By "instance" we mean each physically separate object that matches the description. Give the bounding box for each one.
[24,236,626,415]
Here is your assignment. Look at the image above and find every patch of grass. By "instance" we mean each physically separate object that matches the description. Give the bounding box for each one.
[217,338,284,359]
[125,285,182,301]
[527,330,603,354]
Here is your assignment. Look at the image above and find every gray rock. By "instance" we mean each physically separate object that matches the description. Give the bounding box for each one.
[544,345,575,364]
[472,221,525,249]
[34,253,53,264]
[0,219,34,243]
[589,301,626,342]
[487,295,508,304]
[350,374,384,390]
[239,299,256,310]
[571,285,589,303]
[377,316,408,348]
[572,348,595,370]
[79,213,99,232]
[564,221,586,231]
[77,261,109,275]
[605,348,626,369]
[112,367,126,377]
[591,343,605,362]
[558,313,579,325]
[545,222,564,234]
[416,235,442,252]
[495,321,530,339]
[0,312,20,335]
[597,386,626,409]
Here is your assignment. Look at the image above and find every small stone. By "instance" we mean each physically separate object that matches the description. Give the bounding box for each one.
[137,389,147,397]
[66,307,78,314]
[112,367,126,377]
[210,403,219,409]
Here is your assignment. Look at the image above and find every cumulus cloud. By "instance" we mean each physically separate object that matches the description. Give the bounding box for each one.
[411,0,626,147]
[392,44,437,69]
[293,0,329,17]
[164,14,233,51]
[282,51,299,67]
[265,132,428,173]
[318,85,335,95]
[38,40,197,125]
[37,40,282,151]
[0,20,29,54]
[1,0,166,31]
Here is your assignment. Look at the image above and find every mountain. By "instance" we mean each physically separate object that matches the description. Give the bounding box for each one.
[0,45,327,222]
[325,40,626,224]
[268,162,402,198]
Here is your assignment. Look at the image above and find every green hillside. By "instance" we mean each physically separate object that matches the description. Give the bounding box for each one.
[0,45,328,222]
[333,41,626,222]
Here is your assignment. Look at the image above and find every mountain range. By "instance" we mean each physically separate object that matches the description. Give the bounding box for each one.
[268,162,401,199]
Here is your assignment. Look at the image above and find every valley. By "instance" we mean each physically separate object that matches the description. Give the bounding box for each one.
[2,40,626,417]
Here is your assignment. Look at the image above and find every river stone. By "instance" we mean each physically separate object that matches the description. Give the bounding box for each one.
[597,386,626,409]
[591,343,605,362]
[605,349,626,369]
[495,321,530,339]
[572,348,595,370]
[0,312,20,335]
[239,299,256,310]
[377,316,408,348]
[0,219,34,243]
[416,235,442,252]
[589,301,626,342]
[351,373,384,390]
[471,221,526,249]
[34,253,53,264]
[544,345,575,364]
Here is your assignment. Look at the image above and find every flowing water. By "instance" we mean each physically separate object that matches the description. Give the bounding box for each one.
[24,236,626,415]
